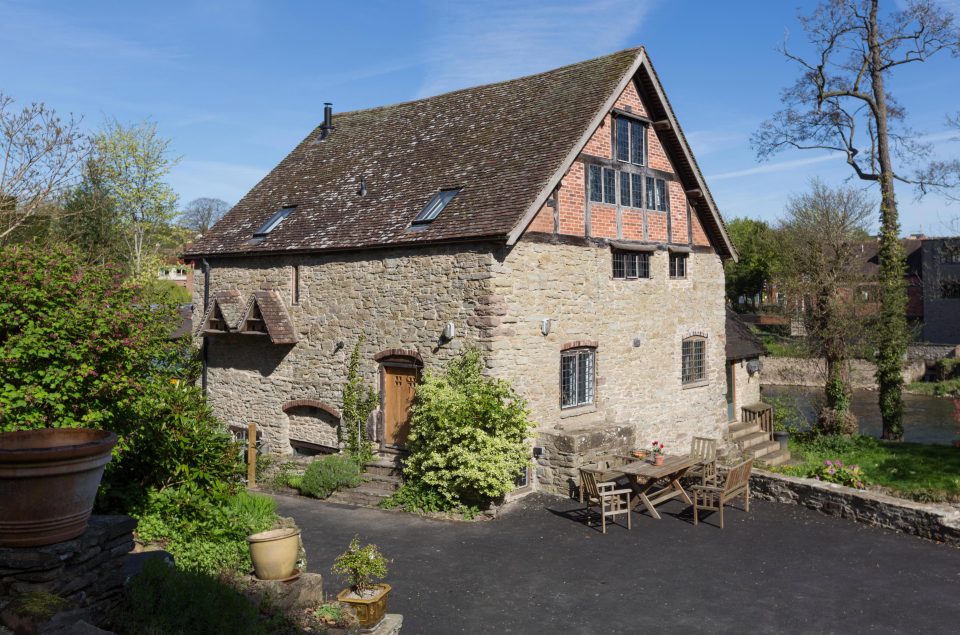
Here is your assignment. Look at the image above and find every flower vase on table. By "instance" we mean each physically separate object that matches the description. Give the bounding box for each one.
[650,441,665,466]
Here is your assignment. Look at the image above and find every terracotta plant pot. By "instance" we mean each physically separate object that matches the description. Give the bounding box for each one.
[0,428,117,547]
[337,583,391,629]
[248,527,301,580]
[654,454,665,466]
[631,450,649,460]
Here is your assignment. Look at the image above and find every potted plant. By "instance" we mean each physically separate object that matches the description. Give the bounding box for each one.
[0,428,117,547]
[650,441,665,466]
[247,526,302,581]
[333,537,391,629]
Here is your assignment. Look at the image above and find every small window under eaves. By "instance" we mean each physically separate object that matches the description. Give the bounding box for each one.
[253,206,295,237]
[413,189,460,224]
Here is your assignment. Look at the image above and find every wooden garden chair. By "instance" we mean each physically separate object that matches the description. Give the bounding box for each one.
[687,437,719,486]
[691,459,753,529]
[578,467,632,533]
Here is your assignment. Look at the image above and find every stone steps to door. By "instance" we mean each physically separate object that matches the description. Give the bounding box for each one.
[728,421,762,440]
[327,485,394,508]
[739,430,771,449]
[362,472,402,493]
[757,447,791,467]
[742,439,781,460]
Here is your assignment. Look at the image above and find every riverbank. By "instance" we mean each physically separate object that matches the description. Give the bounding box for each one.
[762,357,926,389]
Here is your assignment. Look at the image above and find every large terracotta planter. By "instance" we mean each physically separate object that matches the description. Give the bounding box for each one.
[247,527,301,580]
[0,428,117,547]
[337,583,391,629]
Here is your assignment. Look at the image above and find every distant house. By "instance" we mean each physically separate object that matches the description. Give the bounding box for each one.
[920,237,960,345]
[184,47,745,494]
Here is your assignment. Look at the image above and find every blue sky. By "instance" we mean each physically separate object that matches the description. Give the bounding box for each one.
[3,0,959,235]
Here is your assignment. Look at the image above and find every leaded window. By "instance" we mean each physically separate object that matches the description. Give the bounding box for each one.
[631,173,643,208]
[681,337,706,385]
[589,165,602,202]
[613,251,650,279]
[646,176,656,210]
[615,118,630,162]
[656,179,667,212]
[603,168,616,204]
[670,253,687,279]
[561,348,595,408]
[619,172,631,207]
[615,116,646,165]
[630,120,645,165]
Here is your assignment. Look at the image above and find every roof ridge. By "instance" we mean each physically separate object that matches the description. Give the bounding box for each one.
[321,46,645,121]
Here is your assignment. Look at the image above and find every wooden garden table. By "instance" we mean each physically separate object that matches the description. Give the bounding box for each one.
[619,454,697,520]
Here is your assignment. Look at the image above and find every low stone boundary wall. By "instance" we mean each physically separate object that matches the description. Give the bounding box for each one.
[762,357,925,388]
[0,515,136,632]
[535,424,635,497]
[906,344,959,364]
[750,470,960,546]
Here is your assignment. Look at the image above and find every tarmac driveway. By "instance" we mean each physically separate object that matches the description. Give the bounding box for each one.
[274,493,960,634]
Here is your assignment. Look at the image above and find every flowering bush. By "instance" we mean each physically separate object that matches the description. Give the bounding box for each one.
[650,441,665,457]
[807,459,867,489]
[332,537,388,595]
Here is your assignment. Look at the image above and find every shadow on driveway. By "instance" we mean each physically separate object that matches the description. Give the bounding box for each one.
[274,493,960,634]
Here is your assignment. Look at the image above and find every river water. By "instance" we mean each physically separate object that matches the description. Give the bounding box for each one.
[761,385,959,446]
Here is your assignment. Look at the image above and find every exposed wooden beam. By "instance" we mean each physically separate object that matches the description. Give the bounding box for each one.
[685,188,704,199]
[653,120,671,131]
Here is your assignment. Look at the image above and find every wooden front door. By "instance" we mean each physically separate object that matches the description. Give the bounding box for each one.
[383,366,417,447]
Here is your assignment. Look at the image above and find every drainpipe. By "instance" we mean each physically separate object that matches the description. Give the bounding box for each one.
[201,258,210,394]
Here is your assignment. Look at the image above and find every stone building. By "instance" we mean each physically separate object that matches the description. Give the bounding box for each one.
[183,47,740,495]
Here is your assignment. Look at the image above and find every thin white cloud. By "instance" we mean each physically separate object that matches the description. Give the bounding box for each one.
[707,154,842,182]
[415,0,657,98]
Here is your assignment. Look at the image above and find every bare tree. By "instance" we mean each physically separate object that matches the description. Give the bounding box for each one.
[753,0,960,441]
[180,197,230,234]
[0,93,86,244]
[779,181,874,434]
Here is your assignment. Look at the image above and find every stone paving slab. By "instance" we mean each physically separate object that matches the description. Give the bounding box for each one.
[275,493,960,634]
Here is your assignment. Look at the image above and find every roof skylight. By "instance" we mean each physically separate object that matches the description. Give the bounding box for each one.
[254,206,295,237]
[412,189,460,224]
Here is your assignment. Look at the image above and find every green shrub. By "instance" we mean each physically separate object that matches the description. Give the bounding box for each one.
[402,347,532,509]
[807,459,867,489]
[113,559,291,635]
[332,537,388,595]
[135,488,277,575]
[340,338,378,466]
[299,455,362,499]
[380,481,455,514]
[767,394,805,433]
[0,243,182,432]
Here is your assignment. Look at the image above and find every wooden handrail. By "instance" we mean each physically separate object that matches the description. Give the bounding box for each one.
[741,403,774,440]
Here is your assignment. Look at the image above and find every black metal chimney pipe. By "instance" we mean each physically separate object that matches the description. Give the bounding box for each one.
[320,102,334,140]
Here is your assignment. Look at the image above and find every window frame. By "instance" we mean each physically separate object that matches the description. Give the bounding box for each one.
[253,206,295,237]
[669,252,688,279]
[413,188,461,225]
[560,347,596,409]
[612,250,651,280]
[681,336,707,386]
[614,115,646,166]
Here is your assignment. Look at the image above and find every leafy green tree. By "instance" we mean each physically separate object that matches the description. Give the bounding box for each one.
[402,348,532,507]
[55,159,123,264]
[778,181,874,434]
[724,217,781,308]
[0,243,181,431]
[91,120,179,276]
[753,0,960,440]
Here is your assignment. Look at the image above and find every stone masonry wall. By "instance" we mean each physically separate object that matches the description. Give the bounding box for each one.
[194,244,497,454]
[733,358,762,412]
[762,357,926,389]
[488,240,728,494]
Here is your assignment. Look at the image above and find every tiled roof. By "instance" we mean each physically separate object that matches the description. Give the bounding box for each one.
[195,290,243,336]
[725,307,766,361]
[184,49,643,257]
[237,291,299,345]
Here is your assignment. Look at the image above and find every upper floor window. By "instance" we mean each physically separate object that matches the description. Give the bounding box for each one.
[645,177,667,212]
[613,250,650,279]
[588,165,617,204]
[615,117,646,165]
[681,336,706,385]
[413,188,460,224]
[561,348,595,408]
[619,172,643,209]
[670,253,688,279]
[254,206,295,237]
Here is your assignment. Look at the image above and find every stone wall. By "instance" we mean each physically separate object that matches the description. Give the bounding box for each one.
[750,470,960,546]
[195,244,497,454]
[906,343,959,364]
[488,240,728,493]
[762,357,926,388]
[0,516,136,631]
[733,358,762,411]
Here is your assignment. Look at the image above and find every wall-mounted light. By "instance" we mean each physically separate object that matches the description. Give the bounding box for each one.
[442,322,456,340]
[746,359,762,375]
[540,318,553,336]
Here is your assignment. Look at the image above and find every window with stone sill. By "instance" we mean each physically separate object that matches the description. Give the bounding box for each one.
[612,250,650,279]
[681,337,706,385]
[561,348,595,409]
[669,253,687,279]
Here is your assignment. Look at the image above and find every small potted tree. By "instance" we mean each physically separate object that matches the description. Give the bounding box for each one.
[333,537,390,629]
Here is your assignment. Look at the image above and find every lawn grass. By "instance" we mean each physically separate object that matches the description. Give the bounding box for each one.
[906,378,960,397]
[770,434,960,503]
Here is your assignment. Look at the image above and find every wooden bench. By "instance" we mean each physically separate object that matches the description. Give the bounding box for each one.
[691,459,753,528]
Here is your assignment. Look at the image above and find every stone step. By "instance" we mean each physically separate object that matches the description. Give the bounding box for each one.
[327,485,392,508]
[758,448,792,467]
[742,440,780,460]
[728,421,762,440]
[738,431,770,449]
[362,473,401,492]
[365,457,404,478]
